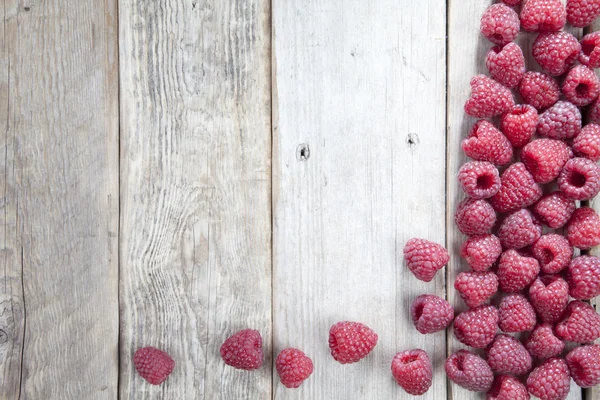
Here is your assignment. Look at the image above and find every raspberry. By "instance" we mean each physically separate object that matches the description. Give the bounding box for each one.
[537,101,582,140]
[464,75,515,118]
[521,139,571,184]
[458,161,501,199]
[567,207,600,250]
[497,209,542,250]
[455,198,497,236]
[486,334,532,376]
[558,157,600,200]
[454,271,499,308]
[497,249,540,293]
[567,255,600,300]
[445,350,494,392]
[555,300,600,343]
[480,4,520,47]
[487,375,529,400]
[573,123,600,161]
[486,43,525,88]
[453,305,499,348]
[566,344,600,388]
[562,65,600,107]
[528,275,569,323]
[490,163,543,213]
[276,348,313,388]
[532,191,576,229]
[502,0,521,5]
[518,71,561,110]
[526,358,571,400]
[566,0,600,27]
[500,104,539,148]
[531,234,573,274]
[532,31,581,76]
[391,349,433,395]
[462,120,513,166]
[498,294,536,333]
[403,238,449,282]
[220,329,263,370]
[579,32,600,68]
[133,347,175,385]
[521,0,567,31]
[525,323,565,359]
[328,321,378,364]
[460,234,502,272]
[410,294,454,334]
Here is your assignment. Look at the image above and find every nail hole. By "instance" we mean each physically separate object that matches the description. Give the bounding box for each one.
[406,133,419,147]
[24,6,30,11]
[296,144,310,161]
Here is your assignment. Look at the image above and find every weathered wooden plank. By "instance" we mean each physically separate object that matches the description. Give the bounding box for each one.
[119,1,272,399]
[273,1,447,398]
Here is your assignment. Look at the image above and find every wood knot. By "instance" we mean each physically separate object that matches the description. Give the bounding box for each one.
[406,133,419,148]
[0,329,8,345]
[296,144,310,161]
[24,6,31,11]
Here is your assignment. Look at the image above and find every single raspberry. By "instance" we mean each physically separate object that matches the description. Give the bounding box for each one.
[526,358,571,400]
[455,271,499,308]
[453,305,499,348]
[455,198,497,236]
[521,0,567,31]
[566,344,600,388]
[497,209,542,250]
[558,157,600,200]
[528,275,569,323]
[487,375,529,400]
[537,101,582,140]
[391,349,433,396]
[521,139,571,184]
[403,238,449,282]
[328,321,378,364]
[458,161,501,199]
[445,350,494,392]
[486,334,532,376]
[497,249,540,293]
[410,294,454,334]
[579,32,600,68]
[531,234,573,274]
[480,4,520,46]
[567,255,600,300]
[489,163,543,213]
[500,104,538,148]
[555,300,600,343]
[532,191,576,230]
[276,348,313,388]
[486,43,525,88]
[573,123,600,161]
[518,71,561,110]
[220,329,263,370]
[498,294,537,333]
[464,75,515,118]
[532,31,581,76]
[566,0,600,27]
[562,65,600,107]
[462,120,513,166]
[525,323,565,359]
[567,207,600,250]
[460,234,502,272]
[133,347,175,385]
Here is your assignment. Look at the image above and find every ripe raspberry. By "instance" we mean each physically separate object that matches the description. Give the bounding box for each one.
[579,32,600,68]
[455,271,499,308]
[403,238,449,282]
[458,161,501,199]
[489,163,543,213]
[562,65,600,107]
[532,191,576,229]
[498,294,537,333]
[462,120,513,166]
[486,43,525,88]
[525,323,565,359]
[464,75,515,118]
[518,71,561,110]
[567,207,600,250]
[533,31,581,76]
[276,348,313,388]
[460,234,502,272]
[528,275,569,323]
[329,321,378,364]
[480,4,520,46]
[486,334,532,376]
[497,249,540,293]
[566,0,600,27]
[455,198,497,236]
[526,358,571,400]
[391,349,433,396]
[133,347,175,385]
[487,375,529,400]
[453,305,499,348]
[558,157,600,200]
[573,123,600,161]
[445,350,494,392]
[531,234,573,275]
[566,344,600,388]
[500,104,539,148]
[555,300,600,343]
[521,139,571,184]
[567,255,600,300]
[537,101,582,140]
[220,329,263,370]
[520,0,567,32]
[411,294,454,334]
[497,209,542,250]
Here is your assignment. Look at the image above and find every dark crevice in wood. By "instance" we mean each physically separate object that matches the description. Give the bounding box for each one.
[18,246,25,400]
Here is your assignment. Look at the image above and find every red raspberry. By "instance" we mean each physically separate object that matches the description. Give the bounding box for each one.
[453,305,499,348]
[532,191,576,229]
[455,198,497,236]
[500,104,539,148]
[526,358,571,400]
[276,348,313,388]
[220,329,263,370]
[133,347,175,385]
[591,97,600,124]
[410,294,454,334]
[562,65,600,107]
[391,349,433,395]
[486,43,525,88]
[531,234,573,274]
[462,120,513,166]
[464,75,515,118]
[458,161,501,199]
[520,0,567,31]
[455,271,499,308]
[567,255,600,300]
[566,344,600,388]
[497,209,542,250]
[328,321,378,364]
[525,323,565,359]
[489,163,543,213]
[486,334,532,376]
[537,101,582,140]
[518,71,561,110]
[573,123,600,161]
[498,294,537,333]
[497,249,540,293]
[579,32,600,68]
[521,138,571,184]
[480,4,520,46]
[566,207,600,250]
[533,31,581,76]
[487,375,529,400]
[445,350,494,392]
[558,157,600,200]
[403,238,449,282]
[566,0,600,27]
[555,300,600,343]
[460,234,502,272]
[528,275,569,323]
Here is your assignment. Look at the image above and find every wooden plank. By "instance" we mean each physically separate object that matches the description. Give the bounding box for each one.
[0,0,120,398]
[272,1,447,398]
[118,1,272,399]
